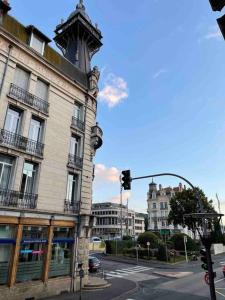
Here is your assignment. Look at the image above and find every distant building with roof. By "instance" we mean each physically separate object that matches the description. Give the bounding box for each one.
[92,202,146,240]
[147,181,193,236]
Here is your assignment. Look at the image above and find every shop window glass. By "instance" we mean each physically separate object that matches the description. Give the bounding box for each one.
[49,227,74,278]
[0,225,16,285]
[16,226,48,282]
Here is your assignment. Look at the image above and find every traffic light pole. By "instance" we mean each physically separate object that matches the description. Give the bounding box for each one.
[206,245,216,300]
[127,171,218,300]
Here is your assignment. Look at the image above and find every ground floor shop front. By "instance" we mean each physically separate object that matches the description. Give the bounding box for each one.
[0,213,88,300]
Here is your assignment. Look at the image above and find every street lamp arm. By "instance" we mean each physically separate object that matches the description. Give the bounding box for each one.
[132,173,195,190]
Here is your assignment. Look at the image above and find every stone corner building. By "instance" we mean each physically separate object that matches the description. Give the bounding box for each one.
[0,0,103,299]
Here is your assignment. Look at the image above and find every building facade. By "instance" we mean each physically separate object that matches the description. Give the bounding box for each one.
[147,181,192,236]
[92,202,145,240]
[0,1,103,299]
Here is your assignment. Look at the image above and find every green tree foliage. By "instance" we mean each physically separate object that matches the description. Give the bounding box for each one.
[168,187,215,232]
[170,233,200,251]
[156,244,169,261]
[137,231,159,248]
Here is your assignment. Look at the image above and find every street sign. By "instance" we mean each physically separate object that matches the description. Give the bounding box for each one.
[160,229,170,235]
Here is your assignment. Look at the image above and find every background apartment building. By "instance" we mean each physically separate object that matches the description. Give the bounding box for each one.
[92,202,146,240]
[0,1,103,299]
[147,181,193,236]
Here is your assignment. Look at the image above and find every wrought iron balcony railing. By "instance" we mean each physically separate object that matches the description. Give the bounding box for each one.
[8,83,49,115]
[0,189,38,209]
[0,129,44,157]
[64,200,80,214]
[68,154,83,169]
[71,117,85,132]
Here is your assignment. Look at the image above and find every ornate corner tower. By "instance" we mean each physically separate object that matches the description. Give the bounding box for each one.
[54,0,103,74]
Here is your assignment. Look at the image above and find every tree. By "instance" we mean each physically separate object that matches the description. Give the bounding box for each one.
[170,233,199,251]
[137,232,159,248]
[168,187,215,233]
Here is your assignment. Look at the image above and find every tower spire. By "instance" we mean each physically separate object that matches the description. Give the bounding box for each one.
[76,0,85,10]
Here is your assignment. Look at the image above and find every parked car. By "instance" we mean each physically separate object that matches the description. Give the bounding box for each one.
[91,237,102,243]
[222,266,225,277]
[89,256,101,272]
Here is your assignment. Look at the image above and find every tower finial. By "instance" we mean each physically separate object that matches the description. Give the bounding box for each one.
[76,0,85,10]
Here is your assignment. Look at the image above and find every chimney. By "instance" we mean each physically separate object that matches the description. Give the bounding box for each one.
[179,182,182,191]
[0,0,11,24]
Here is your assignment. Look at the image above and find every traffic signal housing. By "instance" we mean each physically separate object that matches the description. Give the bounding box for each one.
[209,0,225,11]
[200,248,208,271]
[217,14,225,39]
[121,170,131,190]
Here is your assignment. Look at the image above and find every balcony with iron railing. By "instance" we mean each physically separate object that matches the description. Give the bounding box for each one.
[0,129,44,157]
[8,83,49,115]
[67,154,83,169]
[64,200,80,214]
[0,189,38,209]
[71,117,85,132]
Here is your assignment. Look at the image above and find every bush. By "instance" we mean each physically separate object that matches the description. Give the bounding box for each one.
[137,232,159,248]
[105,240,135,254]
[123,235,132,241]
[170,234,199,252]
[123,247,152,259]
[156,244,169,262]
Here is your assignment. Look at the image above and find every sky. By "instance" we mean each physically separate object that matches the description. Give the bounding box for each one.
[9,0,225,216]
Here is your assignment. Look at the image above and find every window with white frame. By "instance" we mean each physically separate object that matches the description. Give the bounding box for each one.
[70,135,81,157]
[0,155,14,190]
[66,173,78,204]
[28,116,44,143]
[30,33,45,55]
[74,103,83,121]
[4,106,22,134]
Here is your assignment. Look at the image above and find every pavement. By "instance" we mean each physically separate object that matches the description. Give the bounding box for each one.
[43,253,225,300]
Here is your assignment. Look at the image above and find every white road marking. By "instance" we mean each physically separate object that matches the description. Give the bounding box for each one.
[105,273,123,278]
[216,290,225,298]
[215,278,225,283]
[105,266,153,279]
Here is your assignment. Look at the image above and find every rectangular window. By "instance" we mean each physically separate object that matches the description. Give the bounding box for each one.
[30,33,45,55]
[4,106,22,134]
[0,225,16,285]
[16,226,48,282]
[14,67,29,91]
[153,203,156,209]
[36,79,48,101]
[0,154,14,190]
[74,103,83,121]
[66,174,78,204]
[28,117,43,143]
[49,227,73,278]
[20,162,38,196]
[70,135,81,157]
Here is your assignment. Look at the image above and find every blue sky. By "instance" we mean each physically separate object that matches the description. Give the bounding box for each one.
[9,0,225,214]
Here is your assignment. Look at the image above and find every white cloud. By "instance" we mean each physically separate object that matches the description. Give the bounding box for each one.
[110,191,132,204]
[94,164,120,184]
[153,68,167,79]
[203,26,222,40]
[98,73,128,108]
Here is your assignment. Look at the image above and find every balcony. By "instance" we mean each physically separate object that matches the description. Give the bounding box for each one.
[0,189,38,209]
[91,123,103,150]
[71,117,85,132]
[67,154,83,169]
[8,83,49,115]
[64,200,80,214]
[0,129,44,157]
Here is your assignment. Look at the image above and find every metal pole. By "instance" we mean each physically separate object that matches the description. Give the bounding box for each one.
[136,246,139,265]
[205,244,216,300]
[79,276,82,300]
[184,236,188,263]
[120,182,123,240]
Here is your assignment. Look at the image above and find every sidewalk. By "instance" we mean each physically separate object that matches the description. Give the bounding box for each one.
[43,278,137,300]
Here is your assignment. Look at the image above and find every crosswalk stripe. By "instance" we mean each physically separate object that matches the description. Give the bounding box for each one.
[115,268,151,274]
[106,273,123,278]
[120,266,152,271]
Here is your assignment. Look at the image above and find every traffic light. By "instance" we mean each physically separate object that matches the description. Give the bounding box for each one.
[121,170,131,190]
[200,249,208,271]
[209,0,225,11]
[217,14,225,39]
